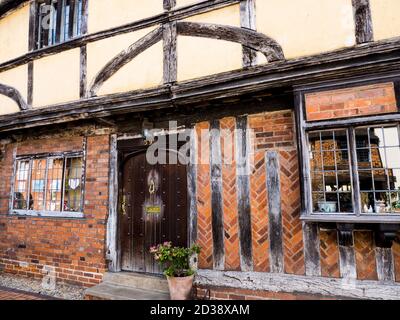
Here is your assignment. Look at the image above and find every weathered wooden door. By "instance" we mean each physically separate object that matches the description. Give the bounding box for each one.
[120,143,188,274]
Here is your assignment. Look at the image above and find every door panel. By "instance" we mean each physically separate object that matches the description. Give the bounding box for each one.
[120,147,188,274]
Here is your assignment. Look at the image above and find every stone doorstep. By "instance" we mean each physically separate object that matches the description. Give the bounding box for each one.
[85,282,170,300]
[84,272,170,300]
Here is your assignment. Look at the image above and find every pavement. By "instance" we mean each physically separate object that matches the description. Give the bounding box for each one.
[0,286,55,300]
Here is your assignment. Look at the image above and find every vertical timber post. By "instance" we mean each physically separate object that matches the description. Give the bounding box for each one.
[236,116,253,271]
[209,120,225,270]
[266,151,284,273]
[107,134,120,272]
[240,0,257,67]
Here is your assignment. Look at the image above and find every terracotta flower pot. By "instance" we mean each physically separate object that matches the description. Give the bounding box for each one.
[166,274,194,300]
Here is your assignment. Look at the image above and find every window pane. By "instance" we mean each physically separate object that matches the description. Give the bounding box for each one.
[309,129,351,213]
[383,126,400,147]
[359,170,373,191]
[389,169,400,191]
[324,171,337,191]
[373,169,389,191]
[63,157,82,212]
[390,191,400,213]
[335,150,349,170]
[30,159,46,211]
[337,171,352,192]
[308,132,320,152]
[371,148,385,168]
[385,147,400,168]
[322,151,335,170]
[46,158,64,211]
[339,193,353,212]
[13,161,30,210]
[311,172,323,191]
[361,192,375,213]
[320,131,334,150]
[369,127,384,148]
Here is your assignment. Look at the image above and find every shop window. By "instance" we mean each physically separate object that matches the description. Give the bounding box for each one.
[308,124,400,215]
[11,153,84,217]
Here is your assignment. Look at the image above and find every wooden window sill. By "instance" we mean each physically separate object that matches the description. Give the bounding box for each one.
[10,210,84,219]
[301,213,400,224]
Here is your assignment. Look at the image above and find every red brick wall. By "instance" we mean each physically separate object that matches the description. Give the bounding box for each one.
[249,111,304,275]
[319,230,340,278]
[195,110,305,275]
[0,134,110,287]
[196,122,213,269]
[220,117,240,271]
[305,82,397,121]
[354,231,378,281]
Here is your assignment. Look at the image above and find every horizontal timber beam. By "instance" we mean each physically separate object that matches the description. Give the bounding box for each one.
[196,269,400,300]
[0,0,240,73]
[0,38,400,133]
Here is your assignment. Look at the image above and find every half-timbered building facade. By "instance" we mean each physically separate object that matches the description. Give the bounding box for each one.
[1,0,400,300]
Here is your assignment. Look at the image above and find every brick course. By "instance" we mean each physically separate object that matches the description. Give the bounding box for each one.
[319,229,340,278]
[354,231,378,281]
[305,82,397,121]
[220,117,240,271]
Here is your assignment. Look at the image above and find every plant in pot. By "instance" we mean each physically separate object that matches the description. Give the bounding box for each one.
[150,242,201,300]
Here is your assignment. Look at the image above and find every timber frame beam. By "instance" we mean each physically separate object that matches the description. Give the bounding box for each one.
[176,22,284,62]
[0,83,29,111]
[0,0,241,74]
[1,38,400,133]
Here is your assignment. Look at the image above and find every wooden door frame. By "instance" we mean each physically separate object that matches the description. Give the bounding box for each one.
[106,130,197,272]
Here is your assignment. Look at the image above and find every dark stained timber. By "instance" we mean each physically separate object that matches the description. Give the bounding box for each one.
[236,115,253,271]
[163,22,177,84]
[87,27,164,97]
[0,83,28,111]
[209,119,225,270]
[266,151,284,273]
[352,0,373,44]
[240,0,257,67]
[176,21,284,62]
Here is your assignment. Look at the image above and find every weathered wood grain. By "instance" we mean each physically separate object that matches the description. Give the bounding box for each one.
[0,40,400,134]
[87,27,163,97]
[209,119,225,270]
[266,151,284,273]
[0,0,240,73]
[163,22,177,84]
[106,134,120,272]
[240,0,257,67]
[352,0,373,44]
[375,247,394,282]
[339,245,357,280]
[0,83,28,111]
[235,116,253,271]
[196,269,400,300]
[163,0,176,11]
[177,21,284,62]
[187,127,198,245]
[80,45,87,98]
[27,61,33,106]
[303,222,321,276]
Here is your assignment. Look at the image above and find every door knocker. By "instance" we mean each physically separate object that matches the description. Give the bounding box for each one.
[149,179,156,195]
